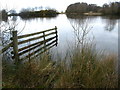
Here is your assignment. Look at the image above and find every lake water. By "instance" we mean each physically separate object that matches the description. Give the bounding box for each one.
[3,14,119,58]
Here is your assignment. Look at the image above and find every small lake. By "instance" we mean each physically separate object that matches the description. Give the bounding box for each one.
[3,14,119,57]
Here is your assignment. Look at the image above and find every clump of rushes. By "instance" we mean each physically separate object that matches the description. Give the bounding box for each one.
[2,44,118,88]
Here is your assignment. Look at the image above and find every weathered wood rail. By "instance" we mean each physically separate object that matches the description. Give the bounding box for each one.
[1,26,58,64]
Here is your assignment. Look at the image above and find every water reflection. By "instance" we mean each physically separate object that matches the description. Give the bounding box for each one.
[104,19,116,31]
[101,16,119,32]
[20,16,58,21]
[66,14,97,21]
[66,14,94,46]
[0,13,58,23]
[0,14,118,55]
[66,14,118,54]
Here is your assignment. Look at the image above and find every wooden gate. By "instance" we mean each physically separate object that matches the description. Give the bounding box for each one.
[1,26,58,64]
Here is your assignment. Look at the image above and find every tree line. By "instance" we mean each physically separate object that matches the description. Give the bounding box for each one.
[19,9,59,19]
[0,7,59,20]
[66,2,120,15]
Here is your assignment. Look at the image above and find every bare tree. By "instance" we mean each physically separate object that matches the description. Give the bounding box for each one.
[0,8,26,62]
[69,16,93,49]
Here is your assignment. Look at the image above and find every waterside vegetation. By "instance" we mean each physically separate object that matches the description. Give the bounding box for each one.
[19,9,59,19]
[3,43,118,88]
[66,2,120,16]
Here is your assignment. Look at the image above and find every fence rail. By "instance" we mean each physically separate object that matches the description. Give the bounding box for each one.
[17,28,56,39]
[1,26,58,64]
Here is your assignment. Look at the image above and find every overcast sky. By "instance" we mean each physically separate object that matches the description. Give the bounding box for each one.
[0,0,119,12]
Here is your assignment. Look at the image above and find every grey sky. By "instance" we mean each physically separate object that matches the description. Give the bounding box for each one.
[0,0,119,12]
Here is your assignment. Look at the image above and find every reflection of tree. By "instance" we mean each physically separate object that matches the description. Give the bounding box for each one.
[66,13,87,19]
[66,14,96,22]
[104,19,116,31]
[102,16,117,32]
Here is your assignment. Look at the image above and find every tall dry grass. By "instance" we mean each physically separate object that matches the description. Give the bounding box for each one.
[2,44,118,88]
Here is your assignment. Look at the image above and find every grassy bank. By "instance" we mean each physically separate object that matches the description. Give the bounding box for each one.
[2,43,118,88]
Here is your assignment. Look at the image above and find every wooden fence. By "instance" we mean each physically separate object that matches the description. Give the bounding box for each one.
[1,26,58,64]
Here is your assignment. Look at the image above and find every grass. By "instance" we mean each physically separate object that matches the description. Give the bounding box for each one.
[2,44,118,88]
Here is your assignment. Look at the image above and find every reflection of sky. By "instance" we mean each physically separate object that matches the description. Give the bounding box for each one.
[88,16,118,54]
[12,15,118,55]
[0,0,119,12]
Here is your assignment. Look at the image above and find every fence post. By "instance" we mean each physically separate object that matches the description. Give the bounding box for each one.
[43,31,46,52]
[12,31,19,65]
[55,26,58,46]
